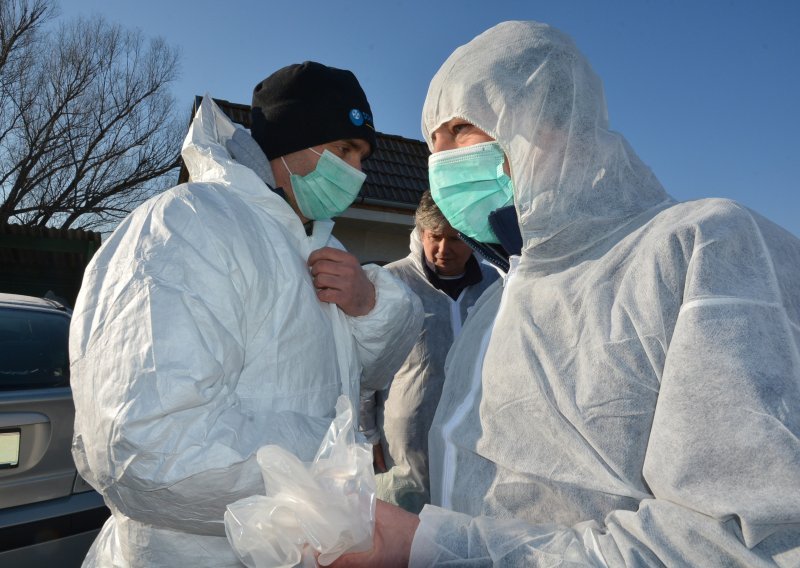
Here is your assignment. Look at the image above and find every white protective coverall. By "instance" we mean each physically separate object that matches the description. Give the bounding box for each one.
[363,229,498,513]
[70,96,423,567]
[412,21,800,567]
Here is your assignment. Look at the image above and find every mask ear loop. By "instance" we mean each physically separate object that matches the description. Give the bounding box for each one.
[280,156,294,175]
[282,148,324,175]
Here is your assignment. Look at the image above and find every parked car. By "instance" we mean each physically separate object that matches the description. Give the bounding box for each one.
[0,293,108,566]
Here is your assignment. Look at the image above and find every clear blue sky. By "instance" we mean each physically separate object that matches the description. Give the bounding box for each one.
[59,0,800,237]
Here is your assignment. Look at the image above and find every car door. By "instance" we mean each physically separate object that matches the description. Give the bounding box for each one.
[0,305,76,509]
[0,302,107,568]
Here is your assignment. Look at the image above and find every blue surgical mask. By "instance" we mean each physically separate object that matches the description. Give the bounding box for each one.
[428,141,514,244]
[282,148,366,220]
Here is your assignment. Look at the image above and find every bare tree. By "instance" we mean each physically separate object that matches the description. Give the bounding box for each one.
[0,0,183,230]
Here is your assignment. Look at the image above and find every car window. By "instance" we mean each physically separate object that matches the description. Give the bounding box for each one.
[0,308,70,390]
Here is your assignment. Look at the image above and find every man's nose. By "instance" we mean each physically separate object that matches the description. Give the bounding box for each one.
[433,139,456,153]
[348,155,363,171]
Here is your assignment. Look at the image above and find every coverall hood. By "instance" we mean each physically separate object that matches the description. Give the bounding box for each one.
[422,20,672,262]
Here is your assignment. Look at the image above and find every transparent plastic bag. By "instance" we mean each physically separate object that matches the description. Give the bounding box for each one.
[224,396,376,567]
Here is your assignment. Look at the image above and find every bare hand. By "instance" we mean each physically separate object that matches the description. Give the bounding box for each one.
[308,247,376,316]
[373,444,387,474]
[323,500,419,567]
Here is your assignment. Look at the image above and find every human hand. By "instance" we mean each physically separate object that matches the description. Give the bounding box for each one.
[322,500,419,567]
[373,444,387,473]
[308,247,376,316]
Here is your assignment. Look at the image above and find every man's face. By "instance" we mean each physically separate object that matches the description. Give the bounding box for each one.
[430,118,510,176]
[421,225,473,276]
[431,118,495,152]
[270,138,371,223]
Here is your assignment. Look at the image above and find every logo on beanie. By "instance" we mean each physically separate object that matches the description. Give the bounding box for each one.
[349,108,373,128]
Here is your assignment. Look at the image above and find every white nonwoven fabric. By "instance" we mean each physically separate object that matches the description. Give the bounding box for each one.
[414,20,800,567]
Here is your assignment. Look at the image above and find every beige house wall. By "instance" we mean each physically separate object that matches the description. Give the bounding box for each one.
[333,206,415,265]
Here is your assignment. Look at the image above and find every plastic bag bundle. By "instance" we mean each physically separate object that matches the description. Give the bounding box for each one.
[224,396,376,567]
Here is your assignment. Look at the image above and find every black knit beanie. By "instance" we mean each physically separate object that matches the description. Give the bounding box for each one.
[250,61,376,160]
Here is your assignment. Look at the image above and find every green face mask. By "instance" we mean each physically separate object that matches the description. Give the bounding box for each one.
[282,148,366,220]
[428,141,514,244]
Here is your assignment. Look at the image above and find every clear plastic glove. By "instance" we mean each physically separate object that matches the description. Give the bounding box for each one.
[224,396,376,567]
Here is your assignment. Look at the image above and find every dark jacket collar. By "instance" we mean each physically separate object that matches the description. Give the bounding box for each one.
[459,205,522,273]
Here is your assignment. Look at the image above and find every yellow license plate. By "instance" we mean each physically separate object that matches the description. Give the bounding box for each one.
[0,431,20,468]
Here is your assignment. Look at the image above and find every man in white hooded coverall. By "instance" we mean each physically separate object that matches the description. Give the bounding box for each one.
[69,61,423,566]
[360,190,499,514]
[329,21,800,567]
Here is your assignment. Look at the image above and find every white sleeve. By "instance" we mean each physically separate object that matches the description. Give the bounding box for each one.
[411,506,606,566]
[347,264,423,392]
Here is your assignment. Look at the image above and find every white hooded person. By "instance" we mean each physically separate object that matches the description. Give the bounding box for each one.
[328,21,800,567]
[69,61,423,566]
[359,190,499,514]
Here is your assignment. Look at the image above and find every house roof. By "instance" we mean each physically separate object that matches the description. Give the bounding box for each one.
[178,97,430,211]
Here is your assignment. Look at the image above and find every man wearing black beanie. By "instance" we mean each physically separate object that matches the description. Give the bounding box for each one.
[249,62,377,227]
[70,61,423,566]
[246,61,380,311]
